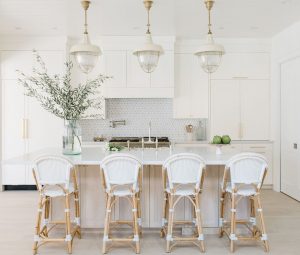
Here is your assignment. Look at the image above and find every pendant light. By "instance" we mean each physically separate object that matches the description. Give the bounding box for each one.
[70,0,101,74]
[133,0,164,73]
[195,0,225,73]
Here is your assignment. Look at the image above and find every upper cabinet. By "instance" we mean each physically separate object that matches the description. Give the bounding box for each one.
[89,36,175,98]
[212,52,270,80]
[103,50,174,98]
[210,79,270,141]
[173,53,209,119]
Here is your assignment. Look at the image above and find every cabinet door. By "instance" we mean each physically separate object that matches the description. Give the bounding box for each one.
[127,51,150,88]
[27,97,64,152]
[173,54,208,118]
[103,51,127,88]
[210,80,240,140]
[173,54,191,118]
[150,51,174,88]
[212,53,240,79]
[242,144,273,185]
[240,80,269,140]
[239,53,269,79]
[1,80,26,159]
[212,53,269,80]
[1,51,33,79]
[2,165,27,185]
[190,56,209,118]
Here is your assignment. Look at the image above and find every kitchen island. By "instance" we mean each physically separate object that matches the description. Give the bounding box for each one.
[3,145,250,231]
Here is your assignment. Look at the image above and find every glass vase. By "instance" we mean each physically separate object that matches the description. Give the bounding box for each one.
[63,120,82,155]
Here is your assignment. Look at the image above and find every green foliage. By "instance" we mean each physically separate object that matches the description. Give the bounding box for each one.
[108,143,124,152]
[17,50,110,120]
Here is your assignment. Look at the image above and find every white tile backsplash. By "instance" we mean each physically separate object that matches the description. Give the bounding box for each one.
[79,98,205,141]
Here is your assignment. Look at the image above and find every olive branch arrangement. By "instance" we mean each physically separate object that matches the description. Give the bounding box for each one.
[17,51,110,120]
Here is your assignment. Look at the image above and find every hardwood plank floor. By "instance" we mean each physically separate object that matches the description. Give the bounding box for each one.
[0,190,299,255]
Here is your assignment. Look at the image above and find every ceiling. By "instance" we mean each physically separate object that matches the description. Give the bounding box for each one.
[0,0,299,38]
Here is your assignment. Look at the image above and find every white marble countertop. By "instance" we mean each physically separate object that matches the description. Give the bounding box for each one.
[3,145,244,166]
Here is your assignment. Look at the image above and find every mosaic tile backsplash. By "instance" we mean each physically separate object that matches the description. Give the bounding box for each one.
[79,99,206,141]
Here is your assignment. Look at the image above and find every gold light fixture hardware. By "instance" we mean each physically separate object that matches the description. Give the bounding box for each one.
[204,0,215,35]
[143,0,154,34]
[81,1,90,35]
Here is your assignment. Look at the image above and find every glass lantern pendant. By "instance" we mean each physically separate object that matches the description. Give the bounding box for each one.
[133,0,164,73]
[70,0,101,74]
[194,0,225,73]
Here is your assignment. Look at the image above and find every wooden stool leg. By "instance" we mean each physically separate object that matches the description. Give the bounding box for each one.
[33,196,43,255]
[230,193,237,253]
[42,196,50,237]
[160,191,168,238]
[102,194,112,254]
[166,193,174,253]
[219,191,226,238]
[195,193,205,252]
[132,193,141,254]
[137,191,142,237]
[250,196,257,237]
[74,191,81,239]
[256,194,270,252]
[65,194,72,254]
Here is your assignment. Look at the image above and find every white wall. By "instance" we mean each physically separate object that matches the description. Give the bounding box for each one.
[271,21,300,191]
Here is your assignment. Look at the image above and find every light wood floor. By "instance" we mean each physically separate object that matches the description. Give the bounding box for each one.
[0,190,300,255]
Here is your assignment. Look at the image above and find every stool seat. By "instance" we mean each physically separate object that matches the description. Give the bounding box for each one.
[165,185,196,196]
[110,186,139,197]
[224,183,257,196]
[43,183,75,197]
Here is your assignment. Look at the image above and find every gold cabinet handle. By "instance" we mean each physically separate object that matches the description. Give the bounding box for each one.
[249,146,267,149]
[22,118,29,139]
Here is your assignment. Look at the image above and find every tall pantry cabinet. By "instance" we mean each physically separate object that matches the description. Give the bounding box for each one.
[1,47,65,185]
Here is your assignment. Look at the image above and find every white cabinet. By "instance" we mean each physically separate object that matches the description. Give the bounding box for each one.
[210,80,241,139]
[213,53,269,80]
[127,51,150,88]
[240,80,269,140]
[1,50,64,186]
[242,143,273,185]
[210,79,269,140]
[103,50,174,98]
[173,54,209,118]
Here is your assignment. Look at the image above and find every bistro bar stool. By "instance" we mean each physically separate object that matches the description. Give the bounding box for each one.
[161,153,206,253]
[100,153,143,254]
[219,152,269,252]
[32,155,81,254]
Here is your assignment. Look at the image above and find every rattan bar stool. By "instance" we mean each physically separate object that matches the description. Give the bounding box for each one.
[161,153,206,253]
[219,152,270,252]
[100,153,143,254]
[32,155,81,254]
